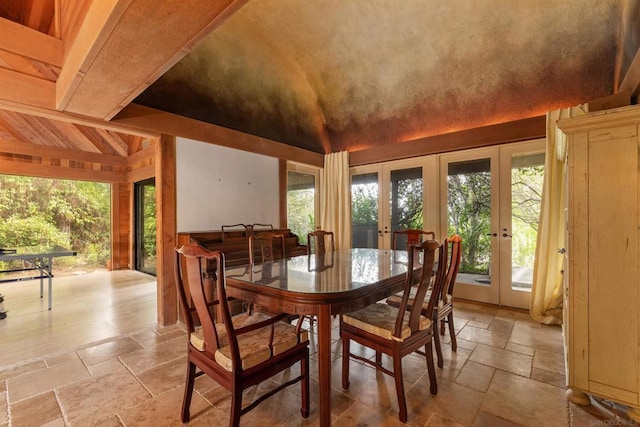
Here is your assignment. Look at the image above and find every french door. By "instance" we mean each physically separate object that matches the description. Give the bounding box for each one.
[351,158,437,249]
[134,178,157,276]
[439,140,544,309]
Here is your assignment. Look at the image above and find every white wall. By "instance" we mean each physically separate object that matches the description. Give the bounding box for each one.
[176,137,279,232]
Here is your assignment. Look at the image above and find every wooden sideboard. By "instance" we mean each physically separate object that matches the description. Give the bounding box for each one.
[558,105,640,422]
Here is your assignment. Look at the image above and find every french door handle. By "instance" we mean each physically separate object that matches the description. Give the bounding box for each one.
[502,233,512,238]
[486,233,497,237]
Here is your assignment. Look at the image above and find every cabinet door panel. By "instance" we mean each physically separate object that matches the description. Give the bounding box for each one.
[587,137,638,394]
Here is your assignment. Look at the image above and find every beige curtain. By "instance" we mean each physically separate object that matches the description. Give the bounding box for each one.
[320,151,351,250]
[530,107,584,324]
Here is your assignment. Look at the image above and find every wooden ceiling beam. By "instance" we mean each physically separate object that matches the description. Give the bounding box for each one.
[0,98,159,138]
[349,116,547,166]
[0,140,126,167]
[0,67,55,109]
[113,103,325,167]
[57,0,248,120]
[0,17,62,66]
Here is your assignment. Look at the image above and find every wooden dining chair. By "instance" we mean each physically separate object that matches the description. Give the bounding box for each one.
[174,245,310,426]
[248,232,286,264]
[386,235,462,368]
[392,229,436,251]
[307,230,335,255]
[341,239,444,423]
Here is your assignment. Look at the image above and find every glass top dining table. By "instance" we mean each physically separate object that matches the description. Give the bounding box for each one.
[225,248,414,426]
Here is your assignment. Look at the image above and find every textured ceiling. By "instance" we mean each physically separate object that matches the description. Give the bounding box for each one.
[135,0,621,154]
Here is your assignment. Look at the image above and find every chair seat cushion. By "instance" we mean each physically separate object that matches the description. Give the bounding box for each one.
[387,288,452,310]
[343,303,431,342]
[190,312,309,372]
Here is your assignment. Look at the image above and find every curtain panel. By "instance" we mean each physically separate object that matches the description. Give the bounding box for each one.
[320,151,351,250]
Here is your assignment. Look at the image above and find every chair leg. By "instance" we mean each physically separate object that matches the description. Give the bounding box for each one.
[230,389,242,427]
[181,360,196,422]
[342,336,351,389]
[432,318,444,368]
[301,349,310,418]
[375,351,382,367]
[392,347,408,423]
[448,312,457,352]
[440,316,446,335]
[425,341,438,395]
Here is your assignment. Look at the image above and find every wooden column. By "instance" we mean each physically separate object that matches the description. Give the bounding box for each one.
[156,134,177,325]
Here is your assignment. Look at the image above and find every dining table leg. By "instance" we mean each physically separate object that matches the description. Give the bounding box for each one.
[317,305,332,426]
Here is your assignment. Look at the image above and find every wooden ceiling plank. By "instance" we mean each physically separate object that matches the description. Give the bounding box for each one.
[21,113,73,149]
[94,127,127,156]
[0,113,29,143]
[0,109,49,146]
[58,0,248,120]
[42,117,103,153]
[75,125,119,155]
[25,0,56,36]
[0,17,61,66]
[0,67,55,109]
[103,129,130,157]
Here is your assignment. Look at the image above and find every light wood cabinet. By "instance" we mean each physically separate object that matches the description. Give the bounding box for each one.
[558,105,640,422]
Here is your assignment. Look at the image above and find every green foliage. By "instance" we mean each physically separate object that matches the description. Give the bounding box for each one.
[447,172,492,274]
[0,175,111,269]
[287,188,314,244]
[391,177,423,230]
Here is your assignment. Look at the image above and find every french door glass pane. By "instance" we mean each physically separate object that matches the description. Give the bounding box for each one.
[287,171,315,245]
[447,158,492,286]
[351,172,379,248]
[510,153,545,291]
[390,167,423,249]
[135,179,156,276]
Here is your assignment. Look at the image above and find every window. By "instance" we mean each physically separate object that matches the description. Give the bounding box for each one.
[286,163,320,245]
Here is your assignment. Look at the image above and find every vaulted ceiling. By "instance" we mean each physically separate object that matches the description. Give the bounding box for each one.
[0,0,639,159]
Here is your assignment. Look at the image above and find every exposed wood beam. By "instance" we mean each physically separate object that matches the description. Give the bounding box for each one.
[0,140,127,167]
[349,116,547,166]
[113,104,325,167]
[0,98,159,138]
[56,0,133,113]
[47,120,103,153]
[0,67,55,109]
[0,17,62,66]
[57,0,249,120]
[0,159,125,182]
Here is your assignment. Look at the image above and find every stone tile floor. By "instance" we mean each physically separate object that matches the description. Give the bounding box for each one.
[0,271,636,426]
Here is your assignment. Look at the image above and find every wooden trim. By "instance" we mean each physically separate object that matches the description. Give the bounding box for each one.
[349,116,547,166]
[127,164,154,183]
[557,105,640,133]
[114,104,324,167]
[156,135,177,325]
[0,68,55,110]
[279,159,287,228]
[0,17,62,66]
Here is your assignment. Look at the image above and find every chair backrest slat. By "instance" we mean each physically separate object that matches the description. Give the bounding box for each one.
[249,232,286,263]
[175,246,239,361]
[394,239,442,336]
[392,229,436,251]
[307,230,335,255]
